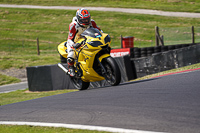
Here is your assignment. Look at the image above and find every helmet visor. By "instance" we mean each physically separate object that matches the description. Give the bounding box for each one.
[79,17,91,25]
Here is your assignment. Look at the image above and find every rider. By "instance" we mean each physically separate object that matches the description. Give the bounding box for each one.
[59,8,102,77]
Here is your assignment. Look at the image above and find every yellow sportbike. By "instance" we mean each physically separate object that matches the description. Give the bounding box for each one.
[58,28,121,90]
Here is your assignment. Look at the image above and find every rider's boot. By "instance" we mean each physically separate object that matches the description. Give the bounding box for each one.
[67,57,75,77]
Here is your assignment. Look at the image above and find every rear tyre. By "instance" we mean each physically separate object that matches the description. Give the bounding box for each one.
[70,77,90,90]
[102,57,121,86]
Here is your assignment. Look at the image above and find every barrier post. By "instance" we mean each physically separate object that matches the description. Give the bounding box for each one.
[155,26,159,46]
[121,35,123,48]
[192,26,195,44]
[37,37,40,55]
[155,26,164,46]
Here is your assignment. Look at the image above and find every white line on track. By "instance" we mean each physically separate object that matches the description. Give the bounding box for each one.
[0,121,166,133]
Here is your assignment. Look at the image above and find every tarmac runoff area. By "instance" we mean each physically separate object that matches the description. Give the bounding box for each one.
[0,81,28,94]
[0,4,200,18]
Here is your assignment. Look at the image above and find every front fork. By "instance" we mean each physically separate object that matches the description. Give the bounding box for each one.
[97,57,107,76]
[97,54,111,81]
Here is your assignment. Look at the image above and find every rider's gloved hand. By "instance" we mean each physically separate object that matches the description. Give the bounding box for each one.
[73,40,86,49]
[73,43,82,49]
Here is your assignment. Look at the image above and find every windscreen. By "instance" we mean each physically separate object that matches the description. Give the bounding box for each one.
[81,27,102,38]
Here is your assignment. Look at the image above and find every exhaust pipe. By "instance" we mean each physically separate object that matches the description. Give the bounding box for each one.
[58,63,69,74]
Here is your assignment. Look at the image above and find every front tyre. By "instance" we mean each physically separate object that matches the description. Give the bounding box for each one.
[102,57,121,86]
[70,77,90,90]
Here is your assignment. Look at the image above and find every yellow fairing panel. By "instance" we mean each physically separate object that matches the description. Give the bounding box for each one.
[80,54,111,82]
[58,41,68,58]
[81,68,105,82]
[99,54,110,62]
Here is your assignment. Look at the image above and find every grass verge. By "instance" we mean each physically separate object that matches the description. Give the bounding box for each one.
[0,73,20,85]
[0,125,110,133]
[0,7,200,71]
[0,89,77,106]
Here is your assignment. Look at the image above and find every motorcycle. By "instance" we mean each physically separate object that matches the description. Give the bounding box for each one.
[58,27,121,90]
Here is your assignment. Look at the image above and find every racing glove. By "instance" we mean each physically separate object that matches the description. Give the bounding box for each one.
[73,43,82,49]
[73,40,86,49]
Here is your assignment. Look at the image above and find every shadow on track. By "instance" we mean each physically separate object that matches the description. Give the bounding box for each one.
[119,77,160,86]
[88,77,160,91]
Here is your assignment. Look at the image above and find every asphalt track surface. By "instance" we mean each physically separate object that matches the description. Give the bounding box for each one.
[1,4,200,18]
[0,70,200,133]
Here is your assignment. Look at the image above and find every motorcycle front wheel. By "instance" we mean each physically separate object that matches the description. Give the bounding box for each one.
[102,57,121,86]
[70,77,90,90]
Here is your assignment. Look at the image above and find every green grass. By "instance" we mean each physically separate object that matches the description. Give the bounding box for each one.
[1,7,200,51]
[0,89,77,106]
[0,54,60,70]
[0,73,20,85]
[0,7,200,70]
[0,125,110,133]
[1,0,200,13]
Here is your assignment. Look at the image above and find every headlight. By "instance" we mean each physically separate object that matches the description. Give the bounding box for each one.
[104,35,111,44]
[88,41,103,47]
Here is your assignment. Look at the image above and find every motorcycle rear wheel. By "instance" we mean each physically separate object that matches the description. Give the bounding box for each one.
[70,77,90,90]
[102,57,121,86]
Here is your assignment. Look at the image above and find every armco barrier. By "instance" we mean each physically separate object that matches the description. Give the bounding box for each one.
[176,45,200,67]
[26,55,135,91]
[131,51,177,78]
[131,44,200,78]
